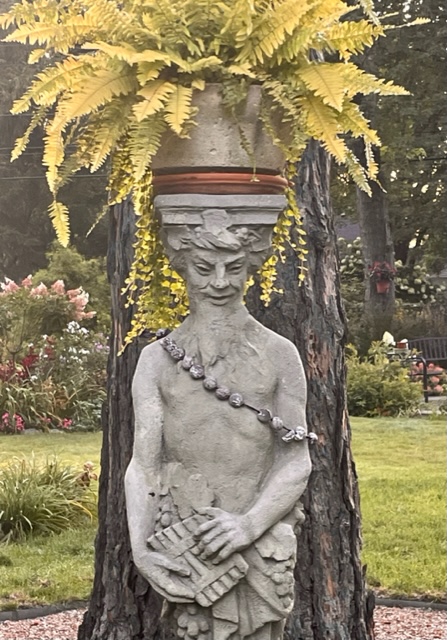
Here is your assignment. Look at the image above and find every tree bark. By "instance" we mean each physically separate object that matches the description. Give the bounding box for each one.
[79,143,373,640]
[247,142,373,640]
[354,145,395,342]
[78,200,163,640]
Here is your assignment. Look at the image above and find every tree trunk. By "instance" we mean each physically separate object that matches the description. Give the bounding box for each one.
[355,147,395,342]
[247,142,373,640]
[79,143,373,640]
[78,200,163,640]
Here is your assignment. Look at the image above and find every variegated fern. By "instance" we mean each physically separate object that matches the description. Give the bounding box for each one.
[1,0,410,341]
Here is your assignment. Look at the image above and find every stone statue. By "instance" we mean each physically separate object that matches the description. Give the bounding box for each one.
[125,195,313,640]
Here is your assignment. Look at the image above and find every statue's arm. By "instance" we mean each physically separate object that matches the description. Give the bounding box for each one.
[197,338,311,562]
[243,338,311,537]
[125,345,194,601]
[125,344,163,568]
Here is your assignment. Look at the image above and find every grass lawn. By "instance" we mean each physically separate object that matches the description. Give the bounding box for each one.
[0,432,101,610]
[351,416,446,601]
[0,419,445,609]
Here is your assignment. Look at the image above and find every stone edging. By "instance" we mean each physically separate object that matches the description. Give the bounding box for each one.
[1,598,446,623]
[0,600,88,622]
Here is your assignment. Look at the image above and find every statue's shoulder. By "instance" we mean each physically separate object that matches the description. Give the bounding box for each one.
[246,316,302,366]
[135,340,165,377]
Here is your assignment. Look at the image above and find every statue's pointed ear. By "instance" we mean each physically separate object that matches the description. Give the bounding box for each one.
[161,226,191,253]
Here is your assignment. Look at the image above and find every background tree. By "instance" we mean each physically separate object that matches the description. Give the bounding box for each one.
[0,0,108,280]
[333,0,446,343]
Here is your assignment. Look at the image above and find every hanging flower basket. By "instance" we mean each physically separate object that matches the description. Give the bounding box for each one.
[375,279,392,294]
[369,261,396,294]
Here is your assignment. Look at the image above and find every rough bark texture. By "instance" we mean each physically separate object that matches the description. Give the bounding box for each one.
[78,200,163,640]
[247,143,372,640]
[355,157,395,341]
[79,143,373,640]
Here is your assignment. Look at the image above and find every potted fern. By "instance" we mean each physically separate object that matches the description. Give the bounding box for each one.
[1,0,408,339]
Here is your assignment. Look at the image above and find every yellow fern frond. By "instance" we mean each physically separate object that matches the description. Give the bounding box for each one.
[11,58,90,114]
[164,85,193,135]
[48,200,70,247]
[89,101,133,172]
[86,41,170,65]
[365,140,379,180]
[338,100,380,146]
[342,63,410,98]
[4,20,94,48]
[133,80,176,122]
[319,20,384,59]
[299,94,347,163]
[300,63,347,112]
[42,121,65,193]
[128,115,167,181]
[57,65,136,123]
[237,0,314,63]
[10,107,46,162]
[344,149,372,195]
[28,48,46,64]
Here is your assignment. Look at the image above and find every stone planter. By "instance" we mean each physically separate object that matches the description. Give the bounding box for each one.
[152,84,289,195]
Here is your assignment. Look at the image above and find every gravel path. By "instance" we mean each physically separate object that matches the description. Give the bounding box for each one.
[0,606,446,639]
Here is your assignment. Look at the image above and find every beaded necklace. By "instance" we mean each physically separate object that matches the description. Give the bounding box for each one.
[157,330,318,445]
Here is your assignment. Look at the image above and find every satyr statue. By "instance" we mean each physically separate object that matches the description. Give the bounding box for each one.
[125,195,313,640]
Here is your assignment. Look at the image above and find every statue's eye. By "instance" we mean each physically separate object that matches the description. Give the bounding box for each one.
[194,264,211,275]
[227,263,244,274]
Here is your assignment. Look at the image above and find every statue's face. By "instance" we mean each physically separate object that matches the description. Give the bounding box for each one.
[185,248,248,307]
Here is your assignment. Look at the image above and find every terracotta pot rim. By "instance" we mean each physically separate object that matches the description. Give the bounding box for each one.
[153,171,289,195]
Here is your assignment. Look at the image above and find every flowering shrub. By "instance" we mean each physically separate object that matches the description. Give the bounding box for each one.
[0,277,107,434]
[409,361,447,396]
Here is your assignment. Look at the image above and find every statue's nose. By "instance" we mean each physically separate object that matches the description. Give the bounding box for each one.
[213,265,229,289]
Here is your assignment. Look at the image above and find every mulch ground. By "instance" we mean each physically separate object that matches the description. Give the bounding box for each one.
[0,605,446,639]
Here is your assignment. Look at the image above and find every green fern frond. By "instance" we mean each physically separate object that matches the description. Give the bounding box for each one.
[48,200,70,247]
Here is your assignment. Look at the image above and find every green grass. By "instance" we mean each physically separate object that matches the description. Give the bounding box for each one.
[0,421,445,609]
[351,417,446,600]
[0,432,102,470]
[0,432,101,609]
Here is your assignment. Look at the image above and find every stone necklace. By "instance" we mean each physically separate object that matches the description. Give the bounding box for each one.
[157,330,318,445]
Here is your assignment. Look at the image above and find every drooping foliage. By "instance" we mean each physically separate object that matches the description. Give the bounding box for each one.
[0,0,412,340]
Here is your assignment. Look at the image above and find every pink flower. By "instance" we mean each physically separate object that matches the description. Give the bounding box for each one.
[79,310,96,319]
[67,287,82,299]
[51,279,66,295]
[21,275,33,287]
[30,282,48,297]
[61,418,73,429]
[1,277,19,294]
[14,414,24,431]
[433,385,444,394]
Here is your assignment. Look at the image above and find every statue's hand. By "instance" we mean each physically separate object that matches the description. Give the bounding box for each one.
[142,552,195,602]
[195,507,255,563]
